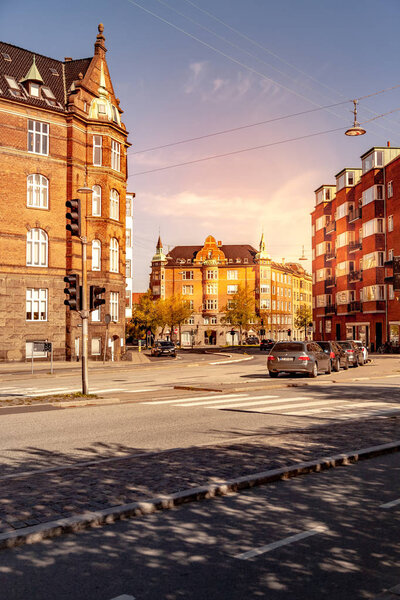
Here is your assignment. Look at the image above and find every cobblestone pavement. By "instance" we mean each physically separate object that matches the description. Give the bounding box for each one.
[0,414,399,534]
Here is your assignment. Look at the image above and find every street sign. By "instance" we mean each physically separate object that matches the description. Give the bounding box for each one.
[33,341,51,352]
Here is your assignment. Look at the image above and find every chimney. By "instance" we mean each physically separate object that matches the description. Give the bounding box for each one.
[64,57,72,62]
[217,240,222,247]
[387,141,391,147]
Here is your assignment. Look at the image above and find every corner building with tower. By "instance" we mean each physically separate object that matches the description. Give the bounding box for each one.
[0,25,129,361]
[311,144,400,350]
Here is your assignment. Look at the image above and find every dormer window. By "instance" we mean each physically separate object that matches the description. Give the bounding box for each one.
[98,102,106,114]
[49,68,59,76]
[1,52,11,62]
[29,83,40,97]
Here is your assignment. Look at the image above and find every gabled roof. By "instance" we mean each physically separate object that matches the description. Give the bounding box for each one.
[167,244,258,264]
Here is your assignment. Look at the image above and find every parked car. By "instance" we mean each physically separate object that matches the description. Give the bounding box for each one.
[314,340,349,371]
[260,339,275,352]
[351,340,369,363]
[267,341,331,378]
[151,340,176,357]
[246,336,260,345]
[336,340,364,367]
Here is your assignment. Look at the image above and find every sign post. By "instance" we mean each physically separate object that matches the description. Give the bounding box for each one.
[103,314,111,364]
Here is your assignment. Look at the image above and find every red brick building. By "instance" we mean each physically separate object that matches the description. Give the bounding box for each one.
[311,144,400,350]
[0,25,129,361]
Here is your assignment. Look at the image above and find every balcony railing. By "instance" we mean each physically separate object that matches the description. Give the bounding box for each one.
[325,304,336,315]
[325,252,335,261]
[348,208,362,222]
[348,301,362,312]
[348,241,362,252]
[325,278,336,289]
[348,270,363,282]
[325,220,336,234]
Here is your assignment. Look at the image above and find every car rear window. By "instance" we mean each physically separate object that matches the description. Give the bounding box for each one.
[339,341,351,349]
[273,343,304,352]
[159,341,173,346]
[315,341,329,350]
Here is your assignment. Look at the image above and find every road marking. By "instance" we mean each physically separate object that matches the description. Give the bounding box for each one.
[175,394,278,407]
[142,393,248,405]
[234,527,326,560]
[110,595,136,600]
[379,498,400,509]
[209,356,254,365]
[209,396,313,410]
[120,388,157,393]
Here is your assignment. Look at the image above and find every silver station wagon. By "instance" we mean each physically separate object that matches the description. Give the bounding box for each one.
[267,341,331,378]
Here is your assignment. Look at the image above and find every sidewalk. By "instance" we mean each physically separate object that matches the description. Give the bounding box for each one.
[0,413,399,548]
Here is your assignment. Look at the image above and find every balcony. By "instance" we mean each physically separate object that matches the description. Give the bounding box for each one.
[348,270,362,282]
[325,278,336,290]
[348,208,362,222]
[325,304,336,315]
[348,301,362,312]
[325,252,335,261]
[325,220,336,235]
[348,241,362,252]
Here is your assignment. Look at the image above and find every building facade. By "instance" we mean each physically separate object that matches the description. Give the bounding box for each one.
[311,144,400,350]
[0,25,129,361]
[150,234,312,345]
[125,192,134,319]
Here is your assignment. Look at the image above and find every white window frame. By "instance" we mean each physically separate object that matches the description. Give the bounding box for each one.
[227,284,238,294]
[26,228,48,267]
[92,185,101,216]
[27,174,48,209]
[388,215,394,232]
[26,288,48,321]
[109,238,119,273]
[110,292,119,322]
[28,120,49,155]
[227,270,238,280]
[182,285,194,295]
[206,299,218,310]
[182,271,194,280]
[92,239,101,271]
[91,338,101,355]
[91,307,101,322]
[206,283,218,295]
[93,135,102,166]
[110,189,119,221]
[388,181,393,198]
[111,140,121,171]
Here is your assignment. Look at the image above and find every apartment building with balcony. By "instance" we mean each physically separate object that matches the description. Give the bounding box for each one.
[311,144,400,350]
[150,234,311,345]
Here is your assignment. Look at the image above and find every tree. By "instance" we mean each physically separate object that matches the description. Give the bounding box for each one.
[128,291,165,343]
[164,294,193,345]
[222,285,257,344]
[294,305,313,339]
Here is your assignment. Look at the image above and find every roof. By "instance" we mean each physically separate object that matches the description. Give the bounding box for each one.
[0,41,92,112]
[168,244,258,264]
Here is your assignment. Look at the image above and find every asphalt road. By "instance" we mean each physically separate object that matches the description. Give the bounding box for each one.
[1,451,399,600]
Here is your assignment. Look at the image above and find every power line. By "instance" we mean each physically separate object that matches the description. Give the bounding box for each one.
[131,125,345,176]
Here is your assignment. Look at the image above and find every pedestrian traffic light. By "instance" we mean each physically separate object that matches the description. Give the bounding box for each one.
[287,329,292,336]
[90,285,106,311]
[64,274,80,311]
[66,199,81,237]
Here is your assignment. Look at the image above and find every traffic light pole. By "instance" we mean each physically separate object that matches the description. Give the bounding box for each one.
[81,235,89,395]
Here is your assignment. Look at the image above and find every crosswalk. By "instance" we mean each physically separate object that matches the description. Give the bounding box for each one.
[141,392,400,421]
[0,384,162,398]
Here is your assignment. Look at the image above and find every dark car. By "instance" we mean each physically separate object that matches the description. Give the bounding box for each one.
[314,340,349,371]
[260,339,275,352]
[336,340,364,367]
[246,336,260,345]
[151,341,176,357]
[267,341,331,378]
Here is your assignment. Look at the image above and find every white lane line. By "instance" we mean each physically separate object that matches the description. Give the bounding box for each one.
[209,396,316,410]
[297,401,392,415]
[380,498,400,509]
[175,394,279,407]
[235,527,327,560]
[119,388,157,393]
[209,356,254,365]
[109,595,136,600]
[142,393,248,405]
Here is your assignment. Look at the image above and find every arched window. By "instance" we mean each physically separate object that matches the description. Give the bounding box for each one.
[27,228,48,267]
[92,185,101,216]
[27,174,48,208]
[109,238,119,273]
[92,239,101,271]
[110,189,119,220]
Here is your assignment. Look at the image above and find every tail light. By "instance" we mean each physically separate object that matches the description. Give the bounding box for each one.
[267,355,276,361]
[330,352,335,359]
[299,355,310,361]
[347,349,354,353]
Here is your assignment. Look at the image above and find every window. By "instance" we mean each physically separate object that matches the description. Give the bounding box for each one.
[362,185,384,206]
[91,307,101,322]
[28,120,49,155]
[227,284,238,294]
[126,229,132,247]
[388,215,394,232]
[362,218,384,238]
[92,185,101,216]
[206,283,218,294]
[91,338,101,355]
[182,285,193,295]
[27,228,48,267]
[111,140,121,171]
[93,135,102,166]
[206,270,218,279]
[110,189,119,220]
[5,76,24,97]
[110,292,119,321]
[362,150,384,173]
[336,203,348,220]
[203,317,209,325]
[362,285,385,301]
[260,299,270,309]
[260,284,270,294]
[42,86,55,100]
[388,181,393,198]
[206,299,217,310]
[227,270,238,280]
[26,288,47,321]
[92,239,101,271]
[29,83,40,97]
[182,271,193,280]
[188,300,194,310]
[27,174,48,209]
[227,300,235,309]
[109,238,119,273]
[389,248,394,261]
[126,196,132,216]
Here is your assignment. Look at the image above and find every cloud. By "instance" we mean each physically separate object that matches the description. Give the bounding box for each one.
[184,61,207,94]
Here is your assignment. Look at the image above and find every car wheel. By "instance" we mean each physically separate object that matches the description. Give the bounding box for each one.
[325,361,332,375]
[269,371,278,378]
[343,359,349,370]
[359,356,364,366]
[353,359,359,368]
[333,359,340,372]
[309,363,318,378]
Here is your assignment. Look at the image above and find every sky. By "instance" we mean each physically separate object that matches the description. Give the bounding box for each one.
[3,0,400,290]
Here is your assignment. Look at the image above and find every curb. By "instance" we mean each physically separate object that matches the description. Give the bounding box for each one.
[1,439,399,550]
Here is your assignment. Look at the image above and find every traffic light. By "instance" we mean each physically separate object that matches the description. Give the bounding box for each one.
[90,285,106,311]
[66,199,81,237]
[287,329,292,336]
[64,274,80,311]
